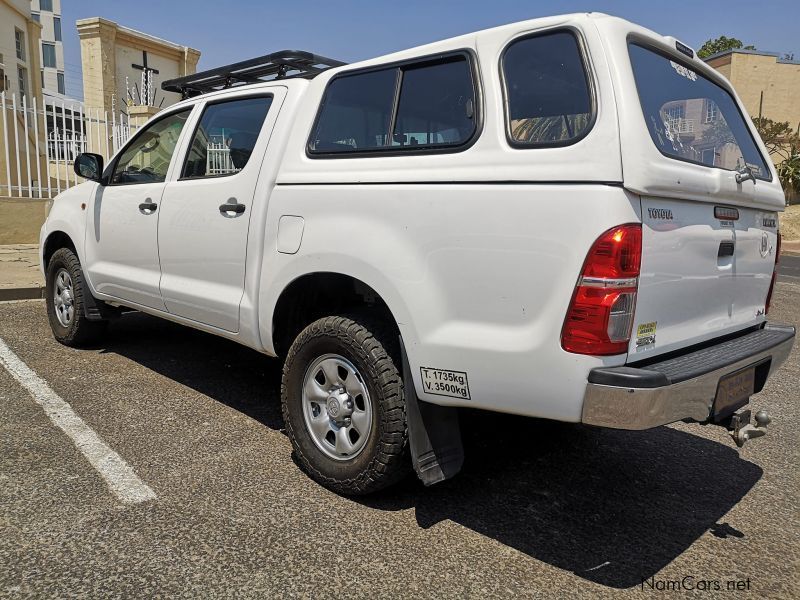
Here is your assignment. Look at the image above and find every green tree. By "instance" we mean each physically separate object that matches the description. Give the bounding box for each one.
[697,36,756,59]
[752,117,800,162]
[778,152,800,201]
[753,117,800,200]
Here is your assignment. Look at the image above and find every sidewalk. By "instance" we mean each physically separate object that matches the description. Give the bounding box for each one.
[784,240,800,256]
[0,245,45,301]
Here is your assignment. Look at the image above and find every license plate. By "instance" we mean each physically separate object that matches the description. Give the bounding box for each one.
[713,366,755,419]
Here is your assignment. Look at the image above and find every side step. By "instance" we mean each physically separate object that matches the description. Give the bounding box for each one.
[400,338,464,486]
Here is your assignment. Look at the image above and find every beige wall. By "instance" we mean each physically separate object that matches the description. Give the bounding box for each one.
[708,52,800,128]
[77,17,200,115]
[0,196,50,244]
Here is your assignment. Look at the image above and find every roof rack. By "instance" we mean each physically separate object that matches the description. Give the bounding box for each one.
[161,50,346,98]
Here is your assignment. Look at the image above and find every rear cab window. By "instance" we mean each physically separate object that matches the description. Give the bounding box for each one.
[628,43,770,179]
[308,53,478,156]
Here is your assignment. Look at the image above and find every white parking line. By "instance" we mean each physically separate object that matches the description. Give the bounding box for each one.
[0,336,156,504]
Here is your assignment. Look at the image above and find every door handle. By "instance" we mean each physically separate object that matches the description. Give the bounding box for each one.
[219,200,246,217]
[139,200,157,214]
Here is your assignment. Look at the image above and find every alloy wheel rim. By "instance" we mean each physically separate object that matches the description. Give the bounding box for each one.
[53,268,75,327]
[301,353,373,461]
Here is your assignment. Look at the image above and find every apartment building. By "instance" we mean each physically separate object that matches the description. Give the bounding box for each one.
[0,0,43,101]
[30,0,65,98]
[706,49,800,137]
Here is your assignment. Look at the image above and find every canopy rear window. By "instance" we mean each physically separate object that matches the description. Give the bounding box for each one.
[628,43,770,179]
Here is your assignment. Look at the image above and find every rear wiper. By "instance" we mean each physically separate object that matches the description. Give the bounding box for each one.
[735,165,756,185]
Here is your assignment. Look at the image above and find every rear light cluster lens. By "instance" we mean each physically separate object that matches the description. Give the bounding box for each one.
[561,224,642,355]
[714,206,740,220]
[765,231,781,315]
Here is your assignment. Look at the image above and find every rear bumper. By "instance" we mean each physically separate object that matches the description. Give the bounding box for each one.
[581,323,795,430]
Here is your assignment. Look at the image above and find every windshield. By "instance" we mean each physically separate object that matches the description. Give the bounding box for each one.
[628,43,770,180]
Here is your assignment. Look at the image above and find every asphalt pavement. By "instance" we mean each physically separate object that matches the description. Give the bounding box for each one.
[1,284,798,598]
[780,254,800,281]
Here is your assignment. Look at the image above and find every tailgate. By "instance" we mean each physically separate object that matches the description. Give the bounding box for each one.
[629,197,779,359]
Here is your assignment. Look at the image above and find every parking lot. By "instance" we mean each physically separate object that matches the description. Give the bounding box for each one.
[1,282,798,598]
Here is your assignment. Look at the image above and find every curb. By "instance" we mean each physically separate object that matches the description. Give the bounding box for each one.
[0,287,46,301]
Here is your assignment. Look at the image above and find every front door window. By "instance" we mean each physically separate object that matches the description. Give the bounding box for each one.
[111,110,191,184]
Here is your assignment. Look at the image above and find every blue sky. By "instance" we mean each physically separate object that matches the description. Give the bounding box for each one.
[61,0,800,100]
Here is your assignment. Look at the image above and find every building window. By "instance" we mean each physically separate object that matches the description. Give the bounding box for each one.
[705,100,718,123]
[18,66,28,98]
[57,71,65,94]
[701,147,717,166]
[42,43,56,68]
[54,17,62,42]
[32,12,40,22]
[15,29,25,61]
[665,104,685,121]
[40,0,53,11]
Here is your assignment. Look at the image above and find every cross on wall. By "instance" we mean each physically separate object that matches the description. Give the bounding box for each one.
[131,50,160,105]
[131,50,160,77]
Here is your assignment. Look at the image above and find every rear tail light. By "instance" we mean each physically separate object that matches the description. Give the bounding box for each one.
[561,224,642,355]
[765,231,781,315]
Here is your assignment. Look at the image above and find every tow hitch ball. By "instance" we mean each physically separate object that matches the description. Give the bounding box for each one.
[728,409,771,447]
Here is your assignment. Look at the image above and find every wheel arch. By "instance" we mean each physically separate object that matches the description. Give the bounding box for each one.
[42,230,78,270]
[270,271,408,358]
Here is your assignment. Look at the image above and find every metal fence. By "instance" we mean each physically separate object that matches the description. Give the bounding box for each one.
[0,92,137,199]
[206,142,237,175]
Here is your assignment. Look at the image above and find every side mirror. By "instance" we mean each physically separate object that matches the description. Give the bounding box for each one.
[74,153,105,183]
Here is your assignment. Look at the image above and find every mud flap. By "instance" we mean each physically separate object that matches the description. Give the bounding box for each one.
[82,287,122,321]
[400,337,464,486]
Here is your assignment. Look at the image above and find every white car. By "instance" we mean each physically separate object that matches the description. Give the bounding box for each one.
[41,13,795,494]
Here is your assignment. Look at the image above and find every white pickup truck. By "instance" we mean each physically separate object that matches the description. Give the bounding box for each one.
[41,13,794,495]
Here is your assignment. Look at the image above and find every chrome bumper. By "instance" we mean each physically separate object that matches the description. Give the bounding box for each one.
[581,323,795,430]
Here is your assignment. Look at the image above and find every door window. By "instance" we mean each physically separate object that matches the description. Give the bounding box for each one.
[181,96,273,178]
[111,109,191,185]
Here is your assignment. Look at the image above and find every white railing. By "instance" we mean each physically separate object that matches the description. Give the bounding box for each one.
[47,130,88,163]
[667,117,696,134]
[206,143,238,175]
[0,92,138,199]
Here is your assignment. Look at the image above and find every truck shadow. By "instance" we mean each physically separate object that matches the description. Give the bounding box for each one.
[365,412,762,588]
[101,312,762,590]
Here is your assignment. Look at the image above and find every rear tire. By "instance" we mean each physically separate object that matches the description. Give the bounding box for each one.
[45,248,108,347]
[281,315,408,495]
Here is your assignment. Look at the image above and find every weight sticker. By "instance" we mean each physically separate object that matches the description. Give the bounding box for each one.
[420,367,470,400]
[635,321,657,350]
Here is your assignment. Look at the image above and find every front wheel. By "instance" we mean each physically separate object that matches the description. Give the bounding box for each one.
[45,248,107,346]
[281,315,408,495]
